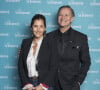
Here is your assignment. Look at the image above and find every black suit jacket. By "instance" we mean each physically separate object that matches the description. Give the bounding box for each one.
[46,27,91,89]
[18,37,51,87]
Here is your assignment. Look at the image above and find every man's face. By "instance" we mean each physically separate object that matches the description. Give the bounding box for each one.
[58,7,74,28]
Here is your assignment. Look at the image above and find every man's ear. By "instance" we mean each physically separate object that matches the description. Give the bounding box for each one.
[71,17,74,22]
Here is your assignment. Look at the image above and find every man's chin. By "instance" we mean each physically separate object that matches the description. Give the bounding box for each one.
[59,25,65,28]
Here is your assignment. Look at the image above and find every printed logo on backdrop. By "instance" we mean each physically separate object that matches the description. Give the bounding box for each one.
[88,23,100,30]
[5,0,20,3]
[68,0,84,5]
[4,64,17,70]
[47,23,58,32]
[90,0,100,6]
[88,70,99,74]
[78,11,94,18]
[47,0,62,5]
[93,79,100,85]
[26,0,41,4]
[72,25,82,29]
[4,20,20,26]
[0,76,8,79]
[5,42,18,48]
[90,48,100,52]
[47,24,58,29]
[15,32,29,38]
[0,55,9,58]
[4,85,18,90]
[35,10,51,16]
[0,33,9,36]
[15,9,31,15]
[0,10,10,14]
[95,59,100,63]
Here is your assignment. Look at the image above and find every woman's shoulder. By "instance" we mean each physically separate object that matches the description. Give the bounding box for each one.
[22,37,33,41]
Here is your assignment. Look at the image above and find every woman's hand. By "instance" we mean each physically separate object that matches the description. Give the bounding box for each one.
[35,85,43,90]
[27,86,36,90]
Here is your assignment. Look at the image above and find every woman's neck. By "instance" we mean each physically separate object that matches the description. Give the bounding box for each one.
[34,36,43,42]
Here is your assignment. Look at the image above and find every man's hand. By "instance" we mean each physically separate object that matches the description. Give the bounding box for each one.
[78,82,80,86]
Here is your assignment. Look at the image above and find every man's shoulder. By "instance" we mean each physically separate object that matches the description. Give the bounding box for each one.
[46,30,58,38]
[72,28,87,38]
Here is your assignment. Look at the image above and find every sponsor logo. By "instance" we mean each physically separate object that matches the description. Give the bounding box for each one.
[0,76,8,79]
[88,24,100,30]
[90,49,100,52]
[0,10,9,14]
[4,85,17,90]
[5,21,20,26]
[88,70,99,74]
[27,0,41,3]
[5,0,20,2]
[68,0,84,5]
[0,55,8,58]
[47,0,62,4]
[0,33,9,36]
[90,0,100,6]
[15,32,29,38]
[15,9,30,15]
[95,59,100,63]
[47,24,58,28]
[93,79,100,85]
[5,43,18,48]
[72,25,82,29]
[4,64,17,69]
[36,11,51,16]
[78,11,94,18]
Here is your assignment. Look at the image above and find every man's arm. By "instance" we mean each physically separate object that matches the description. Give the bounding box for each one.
[77,35,91,84]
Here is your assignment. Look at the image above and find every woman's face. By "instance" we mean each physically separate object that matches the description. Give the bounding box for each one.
[32,19,45,38]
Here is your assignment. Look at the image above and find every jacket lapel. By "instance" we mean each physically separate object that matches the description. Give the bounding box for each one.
[24,38,33,61]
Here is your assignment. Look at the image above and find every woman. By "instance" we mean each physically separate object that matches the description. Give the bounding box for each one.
[18,14,51,90]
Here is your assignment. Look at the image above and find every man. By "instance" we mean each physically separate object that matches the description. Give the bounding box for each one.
[46,5,91,90]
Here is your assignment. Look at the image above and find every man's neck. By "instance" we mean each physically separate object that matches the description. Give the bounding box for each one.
[60,25,71,33]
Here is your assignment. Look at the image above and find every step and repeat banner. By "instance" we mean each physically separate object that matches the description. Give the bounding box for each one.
[0,0,100,90]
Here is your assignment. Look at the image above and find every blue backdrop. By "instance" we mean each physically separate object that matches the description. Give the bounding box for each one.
[0,0,100,90]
